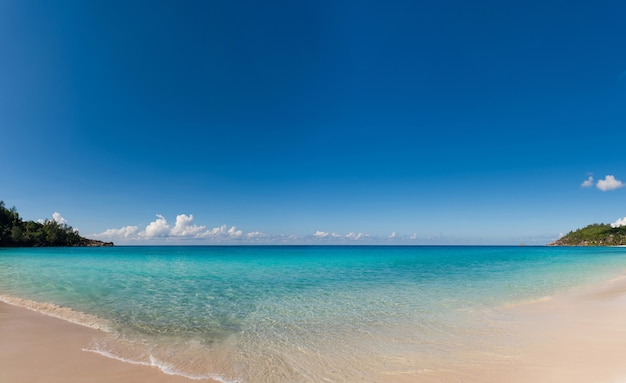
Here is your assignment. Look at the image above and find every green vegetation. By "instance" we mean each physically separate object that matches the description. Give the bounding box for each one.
[0,201,112,247]
[549,223,626,246]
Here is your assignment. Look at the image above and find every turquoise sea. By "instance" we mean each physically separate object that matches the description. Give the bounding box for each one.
[1,246,626,382]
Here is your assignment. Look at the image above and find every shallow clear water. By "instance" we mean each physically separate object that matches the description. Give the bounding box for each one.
[1,246,626,382]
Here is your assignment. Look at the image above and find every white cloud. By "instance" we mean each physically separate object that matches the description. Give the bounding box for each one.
[171,214,206,237]
[311,230,344,239]
[206,225,228,237]
[143,214,171,238]
[345,232,366,240]
[38,212,69,225]
[611,217,626,228]
[198,224,243,238]
[596,175,624,191]
[96,214,248,242]
[95,216,420,244]
[98,226,139,238]
[246,231,266,239]
[52,212,67,225]
[313,231,370,241]
[228,226,243,238]
[580,176,594,188]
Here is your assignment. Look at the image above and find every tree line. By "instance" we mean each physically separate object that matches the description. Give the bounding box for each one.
[0,201,107,247]
[549,223,626,246]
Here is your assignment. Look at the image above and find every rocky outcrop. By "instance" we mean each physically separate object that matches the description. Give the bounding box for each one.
[74,238,114,247]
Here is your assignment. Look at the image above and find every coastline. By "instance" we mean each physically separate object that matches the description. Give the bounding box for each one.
[398,275,626,383]
[3,277,626,383]
[3,245,626,382]
[0,301,220,383]
[494,275,626,383]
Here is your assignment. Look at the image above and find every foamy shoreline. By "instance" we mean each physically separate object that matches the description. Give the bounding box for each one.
[0,300,221,383]
[3,275,626,383]
[0,294,111,331]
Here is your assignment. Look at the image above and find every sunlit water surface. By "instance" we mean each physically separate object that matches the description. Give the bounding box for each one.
[2,246,626,382]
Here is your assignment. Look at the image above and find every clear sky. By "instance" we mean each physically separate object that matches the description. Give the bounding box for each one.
[2,0,626,245]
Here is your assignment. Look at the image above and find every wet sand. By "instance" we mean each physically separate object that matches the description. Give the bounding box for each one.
[499,277,626,383]
[426,276,626,383]
[3,277,626,383]
[0,302,219,383]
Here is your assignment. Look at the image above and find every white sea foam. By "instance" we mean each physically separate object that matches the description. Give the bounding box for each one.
[0,294,110,331]
[82,346,241,383]
[6,246,626,382]
[0,293,241,382]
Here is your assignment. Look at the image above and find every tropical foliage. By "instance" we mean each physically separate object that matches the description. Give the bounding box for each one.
[0,201,108,247]
[550,223,626,246]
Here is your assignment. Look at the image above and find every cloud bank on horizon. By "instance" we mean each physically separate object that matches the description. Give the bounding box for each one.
[95,214,245,242]
[42,174,625,245]
[91,214,423,244]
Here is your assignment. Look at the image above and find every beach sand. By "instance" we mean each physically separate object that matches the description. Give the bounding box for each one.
[499,277,626,383]
[0,302,220,383]
[3,277,626,383]
[418,276,626,383]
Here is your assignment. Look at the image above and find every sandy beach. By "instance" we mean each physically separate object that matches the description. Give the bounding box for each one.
[0,302,220,383]
[3,273,626,382]
[409,276,626,383]
[500,277,626,383]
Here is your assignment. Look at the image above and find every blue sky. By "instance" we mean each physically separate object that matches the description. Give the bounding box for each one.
[2,0,626,244]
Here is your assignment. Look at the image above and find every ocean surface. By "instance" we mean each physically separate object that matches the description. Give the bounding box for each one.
[1,246,626,382]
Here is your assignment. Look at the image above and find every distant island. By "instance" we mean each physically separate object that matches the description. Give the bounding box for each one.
[0,201,113,247]
[548,223,626,246]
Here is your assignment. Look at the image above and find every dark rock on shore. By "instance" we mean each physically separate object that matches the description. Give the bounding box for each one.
[74,239,114,247]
